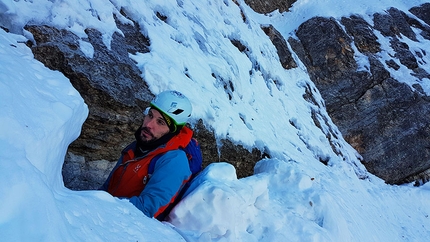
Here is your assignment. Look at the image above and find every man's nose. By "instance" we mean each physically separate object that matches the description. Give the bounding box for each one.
[145,118,156,129]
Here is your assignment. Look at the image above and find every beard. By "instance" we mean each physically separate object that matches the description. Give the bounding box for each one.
[136,126,155,143]
[134,126,156,147]
[133,126,176,155]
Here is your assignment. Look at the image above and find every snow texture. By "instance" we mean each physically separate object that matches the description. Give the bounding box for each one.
[0,0,429,241]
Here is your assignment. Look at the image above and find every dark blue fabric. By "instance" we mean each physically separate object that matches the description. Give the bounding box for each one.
[129,150,190,218]
[149,138,202,175]
[148,138,203,220]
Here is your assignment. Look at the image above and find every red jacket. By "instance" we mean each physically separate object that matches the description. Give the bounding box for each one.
[105,127,193,217]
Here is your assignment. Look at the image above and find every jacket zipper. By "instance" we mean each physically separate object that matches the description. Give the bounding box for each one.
[110,158,138,195]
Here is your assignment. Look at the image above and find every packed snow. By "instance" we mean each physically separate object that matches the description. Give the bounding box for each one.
[1,0,430,241]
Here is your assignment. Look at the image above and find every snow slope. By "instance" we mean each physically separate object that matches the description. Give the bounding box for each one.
[1,0,429,241]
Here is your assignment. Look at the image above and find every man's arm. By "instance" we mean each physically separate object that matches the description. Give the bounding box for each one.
[129,149,192,217]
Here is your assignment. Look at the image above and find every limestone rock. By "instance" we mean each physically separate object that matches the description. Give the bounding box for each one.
[25,15,263,190]
[288,6,430,184]
[21,2,430,188]
[243,0,297,13]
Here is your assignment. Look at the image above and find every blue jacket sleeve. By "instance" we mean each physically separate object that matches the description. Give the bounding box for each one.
[129,149,191,218]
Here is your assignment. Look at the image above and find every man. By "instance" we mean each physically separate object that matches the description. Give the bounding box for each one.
[100,90,193,219]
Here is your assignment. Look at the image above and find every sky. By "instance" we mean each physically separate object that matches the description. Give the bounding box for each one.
[1,0,430,241]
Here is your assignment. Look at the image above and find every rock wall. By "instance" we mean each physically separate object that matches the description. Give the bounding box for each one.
[18,2,430,188]
[244,0,296,13]
[24,14,264,189]
[286,5,430,184]
[245,1,430,184]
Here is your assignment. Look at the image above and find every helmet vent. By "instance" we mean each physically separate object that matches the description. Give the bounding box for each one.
[151,90,192,125]
[172,109,184,115]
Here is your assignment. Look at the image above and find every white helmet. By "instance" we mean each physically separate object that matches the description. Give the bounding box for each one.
[150,90,192,126]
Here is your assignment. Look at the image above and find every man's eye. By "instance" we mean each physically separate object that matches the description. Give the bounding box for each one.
[157,119,166,126]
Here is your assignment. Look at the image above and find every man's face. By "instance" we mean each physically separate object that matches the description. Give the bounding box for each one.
[138,108,170,143]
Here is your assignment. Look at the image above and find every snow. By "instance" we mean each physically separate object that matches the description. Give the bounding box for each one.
[1,0,430,241]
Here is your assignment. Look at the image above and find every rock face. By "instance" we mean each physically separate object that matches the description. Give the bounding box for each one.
[20,2,430,188]
[24,18,157,190]
[25,15,263,190]
[287,5,430,184]
[26,18,152,162]
[244,0,297,13]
